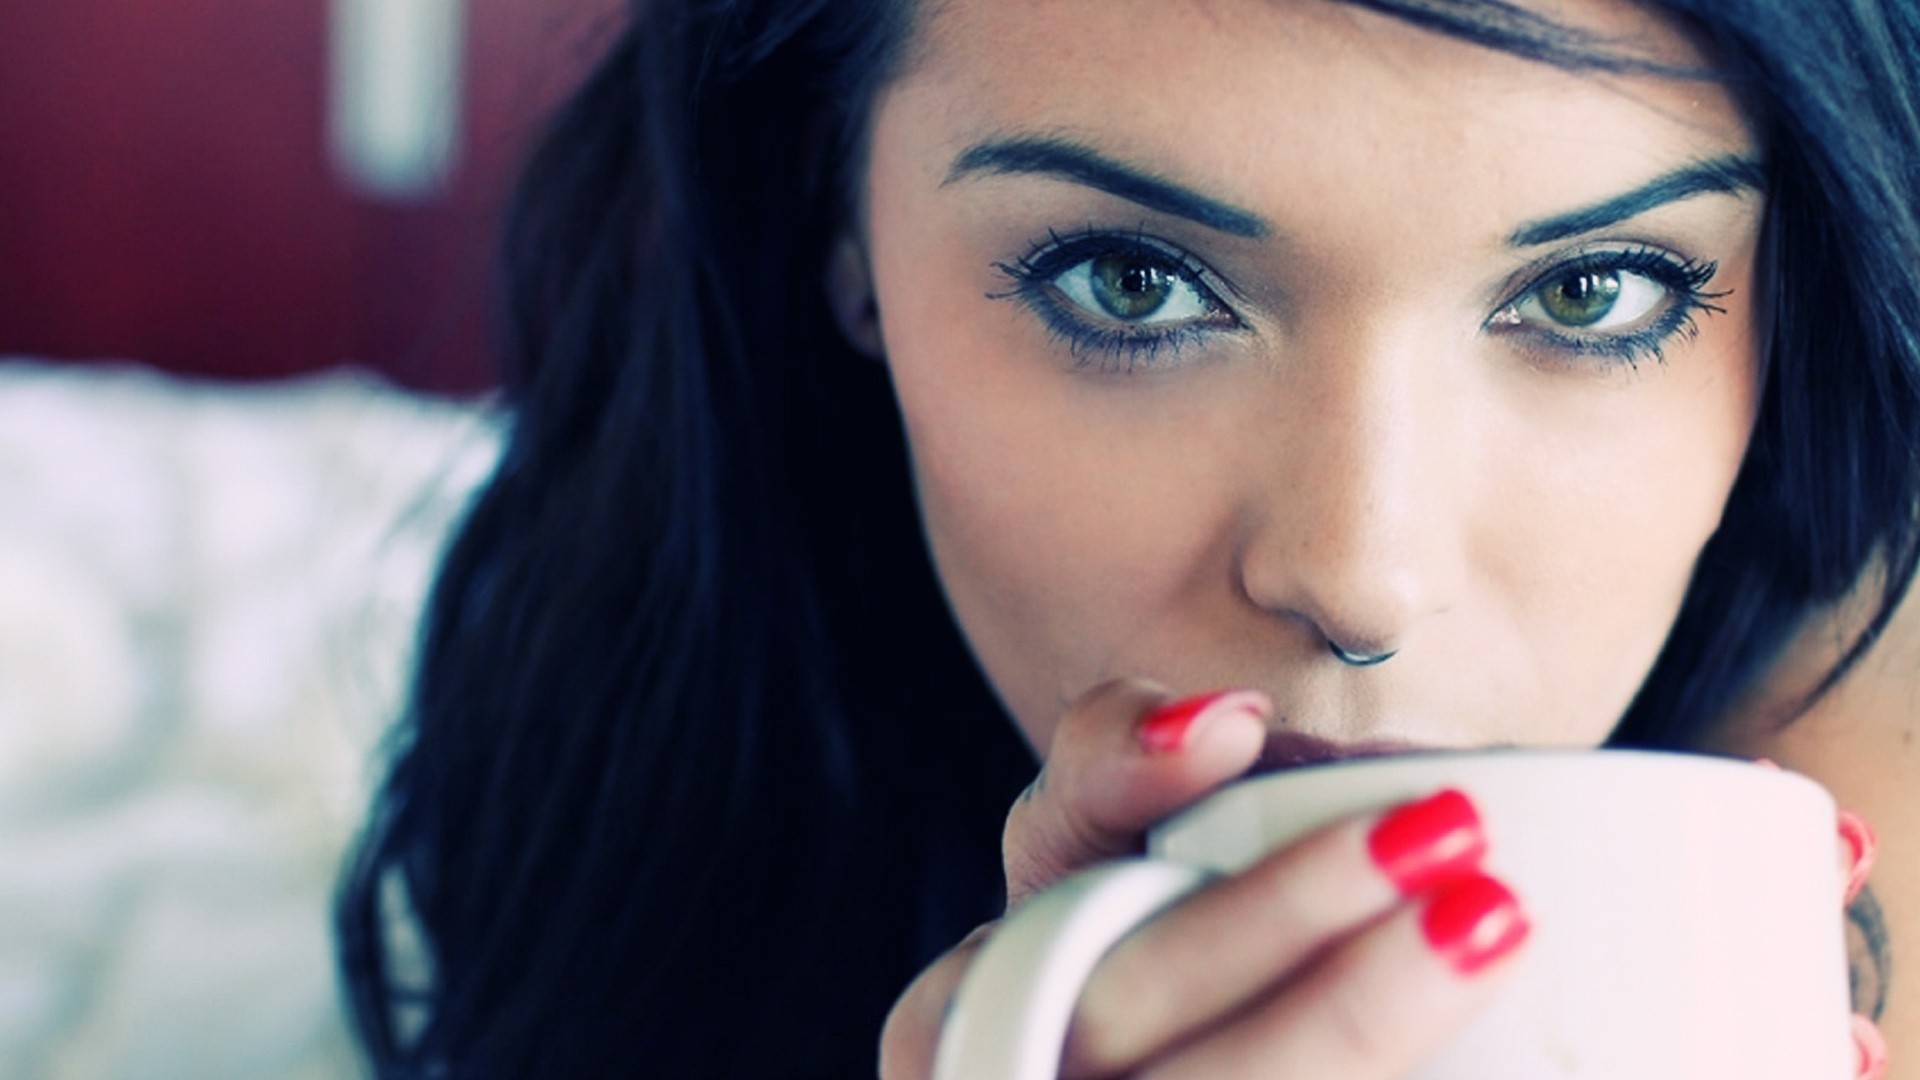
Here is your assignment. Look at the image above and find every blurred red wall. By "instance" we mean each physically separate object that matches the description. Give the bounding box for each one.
[0,0,620,392]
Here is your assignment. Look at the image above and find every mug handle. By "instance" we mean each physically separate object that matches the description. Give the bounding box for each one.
[932,860,1216,1080]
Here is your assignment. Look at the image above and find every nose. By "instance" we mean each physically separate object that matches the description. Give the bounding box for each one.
[1235,324,1468,660]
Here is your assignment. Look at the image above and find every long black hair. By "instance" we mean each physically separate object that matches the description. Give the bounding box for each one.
[337,1,1920,1075]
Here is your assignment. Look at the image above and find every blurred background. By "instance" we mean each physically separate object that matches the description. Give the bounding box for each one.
[1,0,622,390]
[0,1,620,1073]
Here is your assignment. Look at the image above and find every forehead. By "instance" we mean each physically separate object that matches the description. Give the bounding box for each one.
[881,0,1755,241]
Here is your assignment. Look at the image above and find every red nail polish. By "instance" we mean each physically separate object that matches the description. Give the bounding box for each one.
[1841,811,1878,906]
[1422,872,1530,977]
[1137,690,1261,754]
[1368,789,1489,896]
[1853,1013,1888,1080]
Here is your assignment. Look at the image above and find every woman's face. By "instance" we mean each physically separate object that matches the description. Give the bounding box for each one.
[851,0,1765,755]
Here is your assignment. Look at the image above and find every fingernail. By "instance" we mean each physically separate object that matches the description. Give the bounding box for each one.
[1137,690,1267,754]
[1753,757,1782,770]
[1841,810,1879,906]
[1422,872,1531,977]
[1853,1013,1888,1080]
[1369,789,1489,896]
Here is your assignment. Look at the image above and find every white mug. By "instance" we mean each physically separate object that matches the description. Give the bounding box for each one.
[933,749,1852,1079]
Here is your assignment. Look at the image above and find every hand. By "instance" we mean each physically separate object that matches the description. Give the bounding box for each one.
[1841,808,1889,1080]
[880,680,1531,1079]
[1754,758,1888,1080]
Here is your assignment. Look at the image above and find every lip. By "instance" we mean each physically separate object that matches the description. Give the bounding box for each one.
[1252,729,1440,775]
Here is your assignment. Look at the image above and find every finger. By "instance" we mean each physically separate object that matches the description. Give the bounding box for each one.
[1137,872,1531,1080]
[1840,810,1878,907]
[1060,789,1488,1077]
[878,922,994,1080]
[1004,680,1268,905]
[1853,1013,1888,1080]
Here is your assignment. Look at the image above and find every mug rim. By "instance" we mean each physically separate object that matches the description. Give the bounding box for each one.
[1177,745,1833,835]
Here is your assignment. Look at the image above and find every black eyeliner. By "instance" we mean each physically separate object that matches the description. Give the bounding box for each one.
[990,229,1729,375]
[1490,246,1728,369]
[986,226,1242,372]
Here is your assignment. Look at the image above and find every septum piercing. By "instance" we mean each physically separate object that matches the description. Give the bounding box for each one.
[1328,641,1397,667]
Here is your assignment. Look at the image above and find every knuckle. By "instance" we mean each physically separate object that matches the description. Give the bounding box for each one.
[1001,779,1046,861]
[1062,961,1176,1076]
[1002,790,1119,903]
[877,988,932,1080]
[1001,849,1051,906]
[1330,992,1388,1066]
[1060,1000,1140,1079]
[1318,956,1396,1068]
[878,927,996,1080]
[1055,676,1167,748]
[1003,781,1058,902]
[876,1010,921,1080]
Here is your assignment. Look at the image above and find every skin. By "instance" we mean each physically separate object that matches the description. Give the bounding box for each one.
[858,0,1764,755]
[820,0,1889,1074]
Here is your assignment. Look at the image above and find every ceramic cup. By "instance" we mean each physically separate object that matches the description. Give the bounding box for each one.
[933,749,1852,1079]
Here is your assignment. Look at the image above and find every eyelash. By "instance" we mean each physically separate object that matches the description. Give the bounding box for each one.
[1487,246,1727,369]
[987,226,1242,372]
[986,228,1728,373]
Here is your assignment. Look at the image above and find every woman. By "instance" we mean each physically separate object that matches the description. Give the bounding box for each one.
[337,0,1920,1075]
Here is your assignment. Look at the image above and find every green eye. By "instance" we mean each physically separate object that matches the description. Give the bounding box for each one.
[1503,265,1671,335]
[1090,256,1174,319]
[1538,270,1623,327]
[1054,253,1212,325]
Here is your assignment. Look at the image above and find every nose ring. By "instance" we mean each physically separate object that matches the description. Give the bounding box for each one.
[1328,641,1397,667]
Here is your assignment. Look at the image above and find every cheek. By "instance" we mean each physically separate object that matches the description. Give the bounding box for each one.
[1488,327,1762,725]
[871,219,1247,736]
[883,301,1223,732]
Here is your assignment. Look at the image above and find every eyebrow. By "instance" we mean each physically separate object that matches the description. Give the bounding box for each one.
[944,135,1274,239]
[945,135,1763,250]
[1506,155,1765,247]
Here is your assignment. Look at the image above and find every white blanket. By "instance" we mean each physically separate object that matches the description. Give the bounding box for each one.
[0,361,501,1078]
